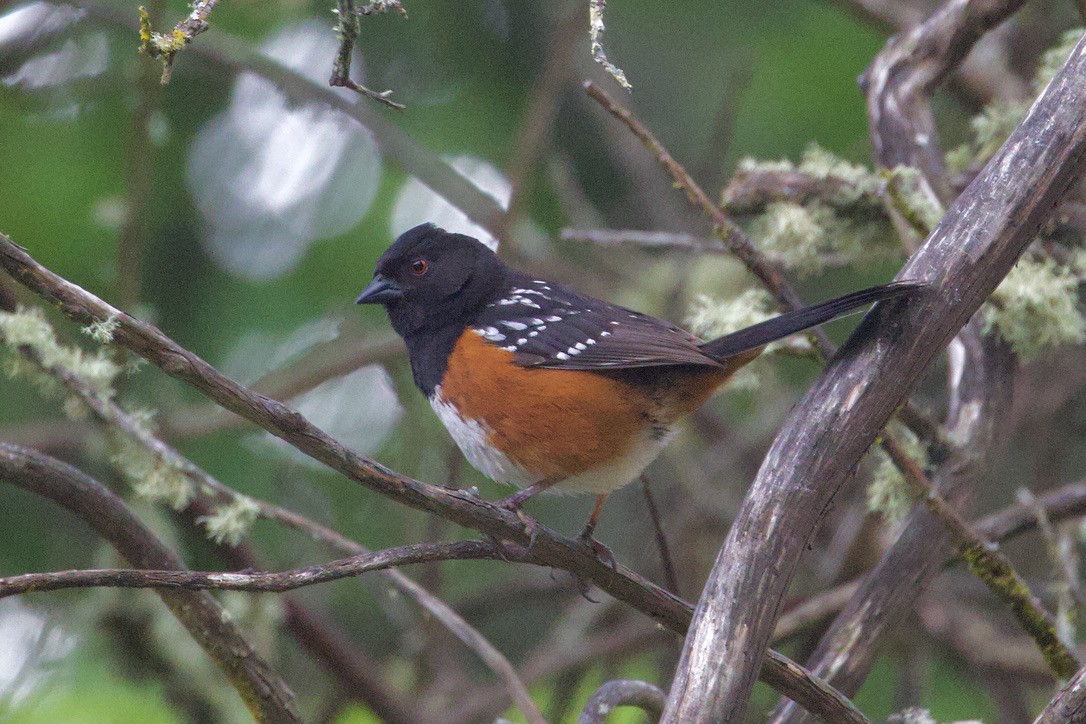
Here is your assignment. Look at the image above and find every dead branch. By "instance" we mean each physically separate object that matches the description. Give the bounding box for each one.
[664,23,1086,723]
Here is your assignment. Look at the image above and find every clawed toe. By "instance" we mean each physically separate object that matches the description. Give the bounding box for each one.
[578,530,617,571]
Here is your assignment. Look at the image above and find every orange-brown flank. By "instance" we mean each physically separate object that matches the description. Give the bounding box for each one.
[438,331,739,481]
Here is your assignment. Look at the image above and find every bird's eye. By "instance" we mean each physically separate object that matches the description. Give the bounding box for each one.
[410,258,429,276]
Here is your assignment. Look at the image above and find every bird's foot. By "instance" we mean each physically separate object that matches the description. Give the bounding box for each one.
[577,525,617,572]
[495,492,543,553]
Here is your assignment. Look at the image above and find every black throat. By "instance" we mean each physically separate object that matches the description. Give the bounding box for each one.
[386,267,511,398]
[399,320,471,398]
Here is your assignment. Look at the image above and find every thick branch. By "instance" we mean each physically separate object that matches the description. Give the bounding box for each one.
[860,0,1028,204]
[1035,664,1086,723]
[664,29,1086,722]
[0,443,299,723]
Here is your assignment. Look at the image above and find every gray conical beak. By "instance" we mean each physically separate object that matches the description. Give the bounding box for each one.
[356,275,403,304]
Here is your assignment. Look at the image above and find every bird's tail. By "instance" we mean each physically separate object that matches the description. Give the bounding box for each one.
[698,281,921,362]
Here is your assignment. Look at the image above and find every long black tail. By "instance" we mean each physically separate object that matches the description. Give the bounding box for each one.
[698,281,921,362]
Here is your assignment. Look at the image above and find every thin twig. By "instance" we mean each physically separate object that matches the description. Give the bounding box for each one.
[329,0,405,110]
[138,0,220,84]
[880,436,1079,679]
[639,473,679,595]
[77,1,506,235]
[583,81,816,330]
[0,541,499,598]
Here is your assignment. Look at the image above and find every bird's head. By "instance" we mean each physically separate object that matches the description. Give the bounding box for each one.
[356,223,506,337]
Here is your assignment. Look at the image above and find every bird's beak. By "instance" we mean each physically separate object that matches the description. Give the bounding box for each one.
[355,274,403,304]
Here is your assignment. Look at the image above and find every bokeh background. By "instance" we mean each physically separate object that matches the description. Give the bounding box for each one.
[1,0,1085,721]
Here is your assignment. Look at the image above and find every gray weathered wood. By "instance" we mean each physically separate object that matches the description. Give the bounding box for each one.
[662,31,1086,723]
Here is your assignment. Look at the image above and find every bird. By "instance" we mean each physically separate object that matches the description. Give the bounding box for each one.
[357,222,919,558]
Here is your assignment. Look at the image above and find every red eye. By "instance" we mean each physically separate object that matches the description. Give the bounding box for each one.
[410,258,428,276]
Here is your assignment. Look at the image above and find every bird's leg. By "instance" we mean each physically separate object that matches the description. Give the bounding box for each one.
[496,476,564,550]
[578,494,617,571]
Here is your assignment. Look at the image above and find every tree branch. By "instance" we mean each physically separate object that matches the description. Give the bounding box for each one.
[0,443,300,723]
[578,679,665,723]
[0,541,498,598]
[1035,664,1086,724]
[663,25,1086,722]
[880,436,1078,678]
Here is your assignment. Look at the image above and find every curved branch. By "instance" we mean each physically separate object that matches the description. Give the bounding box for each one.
[0,443,300,723]
[663,28,1086,722]
[0,541,498,598]
[578,680,665,724]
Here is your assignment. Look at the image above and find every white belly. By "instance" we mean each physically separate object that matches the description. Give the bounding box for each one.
[430,387,675,494]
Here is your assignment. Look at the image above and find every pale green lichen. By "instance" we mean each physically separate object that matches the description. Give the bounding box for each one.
[795,144,883,206]
[111,434,194,510]
[883,166,944,235]
[946,30,1081,176]
[867,427,924,522]
[588,0,631,91]
[750,200,896,275]
[887,709,938,724]
[686,288,789,390]
[736,144,884,210]
[734,146,902,273]
[197,496,261,546]
[982,256,1086,362]
[82,316,120,344]
[0,308,120,398]
[751,202,825,274]
[687,288,777,339]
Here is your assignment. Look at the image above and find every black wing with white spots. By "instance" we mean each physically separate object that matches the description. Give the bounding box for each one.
[471,274,720,370]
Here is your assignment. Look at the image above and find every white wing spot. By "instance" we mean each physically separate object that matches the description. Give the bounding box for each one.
[585,338,596,345]
[501,321,527,330]
[566,347,581,356]
[502,345,517,351]
[575,342,587,350]
[556,352,570,360]
[600,331,611,337]
[517,338,527,345]
[529,331,539,337]
[546,315,562,322]
[610,321,620,326]
[529,318,545,326]
[538,325,547,331]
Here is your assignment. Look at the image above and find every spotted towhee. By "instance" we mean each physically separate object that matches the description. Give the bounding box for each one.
[357,223,918,551]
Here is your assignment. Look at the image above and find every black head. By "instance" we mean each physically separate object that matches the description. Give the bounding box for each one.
[356,223,507,338]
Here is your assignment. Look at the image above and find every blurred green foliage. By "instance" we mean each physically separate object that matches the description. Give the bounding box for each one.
[1,0,1081,721]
